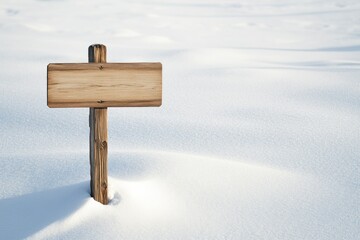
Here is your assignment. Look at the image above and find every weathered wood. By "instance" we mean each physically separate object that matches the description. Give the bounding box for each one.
[47,62,162,108]
[89,44,108,205]
[89,107,108,204]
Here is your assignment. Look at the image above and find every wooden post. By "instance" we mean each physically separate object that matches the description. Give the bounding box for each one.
[89,44,108,204]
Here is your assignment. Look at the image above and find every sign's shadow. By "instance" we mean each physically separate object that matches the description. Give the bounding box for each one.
[0,181,89,239]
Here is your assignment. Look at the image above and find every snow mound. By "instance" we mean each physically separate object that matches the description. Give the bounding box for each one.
[1,151,357,239]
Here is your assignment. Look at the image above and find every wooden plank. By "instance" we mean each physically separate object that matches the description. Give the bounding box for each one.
[47,62,162,107]
[89,44,108,205]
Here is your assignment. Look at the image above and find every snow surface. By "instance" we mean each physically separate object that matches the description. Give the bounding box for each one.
[0,0,359,239]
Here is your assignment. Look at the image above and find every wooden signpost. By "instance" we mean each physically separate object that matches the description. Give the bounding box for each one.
[47,44,162,204]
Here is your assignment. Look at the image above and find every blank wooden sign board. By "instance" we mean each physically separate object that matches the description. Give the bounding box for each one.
[47,44,162,204]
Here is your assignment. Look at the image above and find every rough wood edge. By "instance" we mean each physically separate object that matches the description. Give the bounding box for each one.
[48,100,162,108]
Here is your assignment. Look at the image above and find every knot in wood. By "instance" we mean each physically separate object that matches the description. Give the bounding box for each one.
[100,140,107,149]
[101,182,107,189]
[99,65,103,70]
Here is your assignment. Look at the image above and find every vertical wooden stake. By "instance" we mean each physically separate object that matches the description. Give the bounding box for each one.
[89,44,108,204]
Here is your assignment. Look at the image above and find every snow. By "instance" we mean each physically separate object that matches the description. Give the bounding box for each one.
[0,0,359,239]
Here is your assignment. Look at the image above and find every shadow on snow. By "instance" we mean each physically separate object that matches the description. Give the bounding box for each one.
[0,181,89,240]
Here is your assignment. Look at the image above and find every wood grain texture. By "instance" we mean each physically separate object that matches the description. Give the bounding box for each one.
[90,107,108,204]
[89,44,106,63]
[89,44,108,205]
[47,62,162,107]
